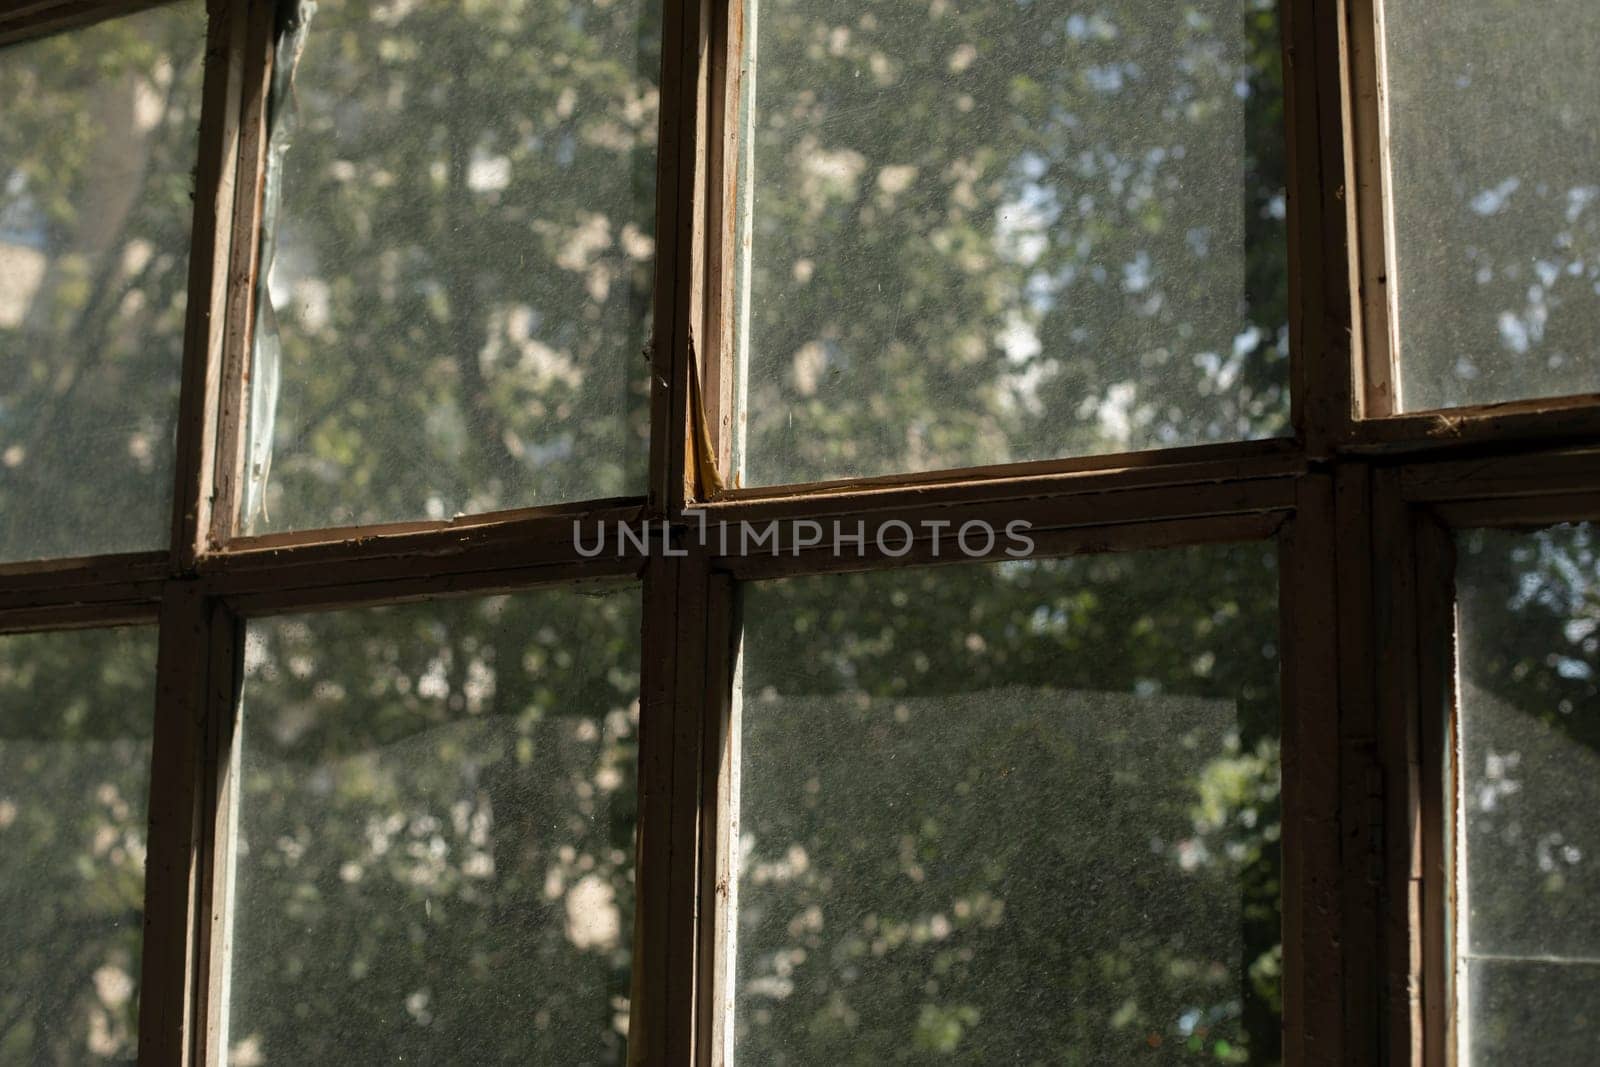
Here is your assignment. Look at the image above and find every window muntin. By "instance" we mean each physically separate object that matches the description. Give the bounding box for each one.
[734,544,1282,1061]
[731,0,1289,488]
[1455,524,1600,1063]
[237,0,659,535]
[224,587,640,1064]
[0,626,157,1063]
[1382,0,1600,413]
[0,2,206,561]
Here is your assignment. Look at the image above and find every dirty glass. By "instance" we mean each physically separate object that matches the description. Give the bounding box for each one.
[0,627,158,1064]
[735,544,1283,1062]
[1457,524,1600,1064]
[1385,1,1600,411]
[734,0,1289,487]
[0,3,206,560]
[241,0,658,533]
[225,587,641,1064]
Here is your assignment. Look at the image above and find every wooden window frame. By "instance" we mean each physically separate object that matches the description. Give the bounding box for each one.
[1,0,1598,1064]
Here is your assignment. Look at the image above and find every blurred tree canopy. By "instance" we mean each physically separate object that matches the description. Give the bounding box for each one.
[1,0,1597,1065]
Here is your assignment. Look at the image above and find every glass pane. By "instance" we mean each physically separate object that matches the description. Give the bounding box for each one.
[735,544,1282,1062]
[1457,524,1600,1064]
[734,0,1288,487]
[226,586,640,1064]
[1385,2,1600,411]
[0,4,206,560]
[0,627,157,1063]
[241,0,657,534]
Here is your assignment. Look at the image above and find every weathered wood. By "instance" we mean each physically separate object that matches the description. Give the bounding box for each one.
[170,0,251,569]
[198,502,643,591]
[649,0,714,515]
[700,0,745,487]
[205,0,276,551]
[1429,493,1600,529]
[1413,515,1457,1067]
[1346,393,1600,455]
[136,581,209,1065]
[720,512,1285,582]
[1282,0,1357,455]
[1372,468,1423,1065]
[1345,0,1399,418]
[0,0,164,46]
[192,599,244,1067]
[0,600,158,634]
[711,437,1302,504]
[631,553,692,1065]
[1280,474,1345,1065]
[220,559,637,615]
[0,551,166,614]
[1334,462,1382,1063]
[696,574,738,1067]
[1399,446,1600,502]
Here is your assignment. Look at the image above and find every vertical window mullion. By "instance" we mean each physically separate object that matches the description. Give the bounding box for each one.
[137,584,242,1065]
[696,574,738,1067]
[1280,473,1349,1061]
[648,0,715,515]
[205,0,276,555]
[1412,516,1457,1067]
[169,0,259,568]
[1345,0,1401,420]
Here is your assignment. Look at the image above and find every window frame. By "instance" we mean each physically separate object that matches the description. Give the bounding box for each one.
[0,0,1598,1063]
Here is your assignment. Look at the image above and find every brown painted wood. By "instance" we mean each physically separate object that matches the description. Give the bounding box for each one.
[648,0,713,516]
[1373,468,1423,1065]
[136,582,209,1065]
[1280,475,1345,1065]
[0,0,164,46]
[1334,462,1382,1064]
[1399,446,1600,503]
[205,0,276,551]
[1346,394,1600,455]
[695,574,737,1067]
[720,511,1285,582]
[221,560,637,616]
[1344,0,1399,418]
[1429,493,1600,529]
[701,0,744,486]
[710,437,1302,505]
[170,0,251,569]
[1413,515,1457,1067]
[631,554,685,1065]
[192,599,244,1067]
[0,552,166,614]
[1282,0,1356,456]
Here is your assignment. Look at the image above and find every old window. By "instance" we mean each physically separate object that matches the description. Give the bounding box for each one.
[1,0,1596,1064]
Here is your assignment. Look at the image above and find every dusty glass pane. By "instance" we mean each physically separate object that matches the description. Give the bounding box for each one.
[226,587,640,1064]
[736,545,1283,1062]
[0,4,206,560]
[734,0,1288,487]
[0,627,157,1064]
[1457,525,1600,1063]
[1466,960,1600,1066]
[1385,2,1600,411]
[241,0,657,534]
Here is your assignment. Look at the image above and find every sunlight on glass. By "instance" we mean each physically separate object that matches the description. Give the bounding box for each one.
[733,0,1289,486]
[241,0,658,534]
[0,3,206,560]
[0,627,157,1063]
[735,544,1283,1062]
[1385,1,1600,411]
[224,588,640,1065]
[1457,525,1600,1063]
